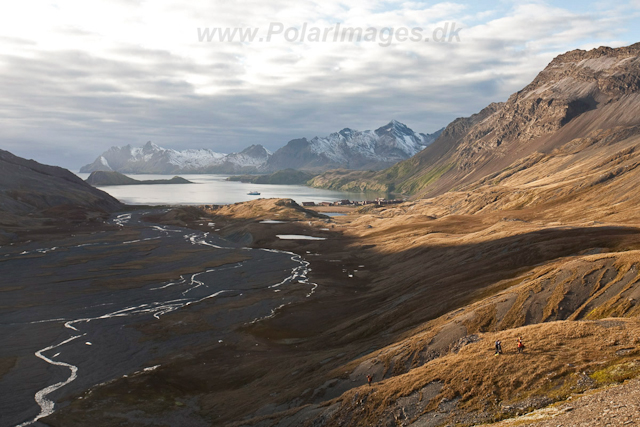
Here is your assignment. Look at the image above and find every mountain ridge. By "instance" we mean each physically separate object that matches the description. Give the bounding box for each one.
[0,149,122,214]
[80,142,271,174]
[310,43,640,197]
[80,121,443,175]
[0,149,123,243]
[264,120,442,172]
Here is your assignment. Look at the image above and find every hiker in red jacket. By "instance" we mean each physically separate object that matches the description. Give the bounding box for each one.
[367,374,373,386]
[517,337,525,354]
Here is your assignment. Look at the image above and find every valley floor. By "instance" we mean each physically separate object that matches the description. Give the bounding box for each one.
[0,206,317,427]
[5,191,640,426]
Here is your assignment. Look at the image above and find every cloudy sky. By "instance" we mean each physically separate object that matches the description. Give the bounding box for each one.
[1,0,639,169]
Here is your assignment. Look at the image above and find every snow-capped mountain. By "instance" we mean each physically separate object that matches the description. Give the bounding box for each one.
[265,120,442,172]
[80,121,441,175]
[80,142,271,174]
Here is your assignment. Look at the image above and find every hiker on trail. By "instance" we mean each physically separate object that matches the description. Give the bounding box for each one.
[517,337,525,354]
[367,374,373,386]
[495,340,502,355]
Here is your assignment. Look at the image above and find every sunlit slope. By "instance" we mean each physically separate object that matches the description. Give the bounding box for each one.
[311,43,640,198]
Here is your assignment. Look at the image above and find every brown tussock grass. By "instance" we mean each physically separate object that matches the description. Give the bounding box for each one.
[312,249,640,426]
[326,318,640,426]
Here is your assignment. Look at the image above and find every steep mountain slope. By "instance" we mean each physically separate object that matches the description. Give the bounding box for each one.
[265,121,442,172]
[0,149,122,242]
[311,43,640,196]
[222,144,272,171]
[80,142,271,174]
[0,149,122,213]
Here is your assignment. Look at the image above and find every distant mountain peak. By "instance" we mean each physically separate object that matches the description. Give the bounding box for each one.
[338,128,356,138]
[375,120,413,136]
[239,144,271,156]
[80,142,270,174]
[81,121,441,175]
[265,120,439,172]
[142,141,161,154]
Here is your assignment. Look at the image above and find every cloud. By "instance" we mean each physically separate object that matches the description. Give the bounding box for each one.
[0,1,637,169]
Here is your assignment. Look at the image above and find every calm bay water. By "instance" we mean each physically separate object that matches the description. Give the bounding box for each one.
[76,173,383,206]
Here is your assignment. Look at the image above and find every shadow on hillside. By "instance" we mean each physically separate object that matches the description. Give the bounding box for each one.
[266,224,640,347]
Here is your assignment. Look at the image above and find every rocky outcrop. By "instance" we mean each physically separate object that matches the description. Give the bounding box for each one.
[453,43,640,172]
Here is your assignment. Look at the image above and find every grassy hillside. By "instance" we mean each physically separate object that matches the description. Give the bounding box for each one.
[219,123,640,426]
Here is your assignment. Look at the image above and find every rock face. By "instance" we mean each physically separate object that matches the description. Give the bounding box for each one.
[85,171,192,186]
[80,142,272,174]
[453,43,640,172]
[312,43,640,196]
[265,120,442,172]
[0,149,123,217]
